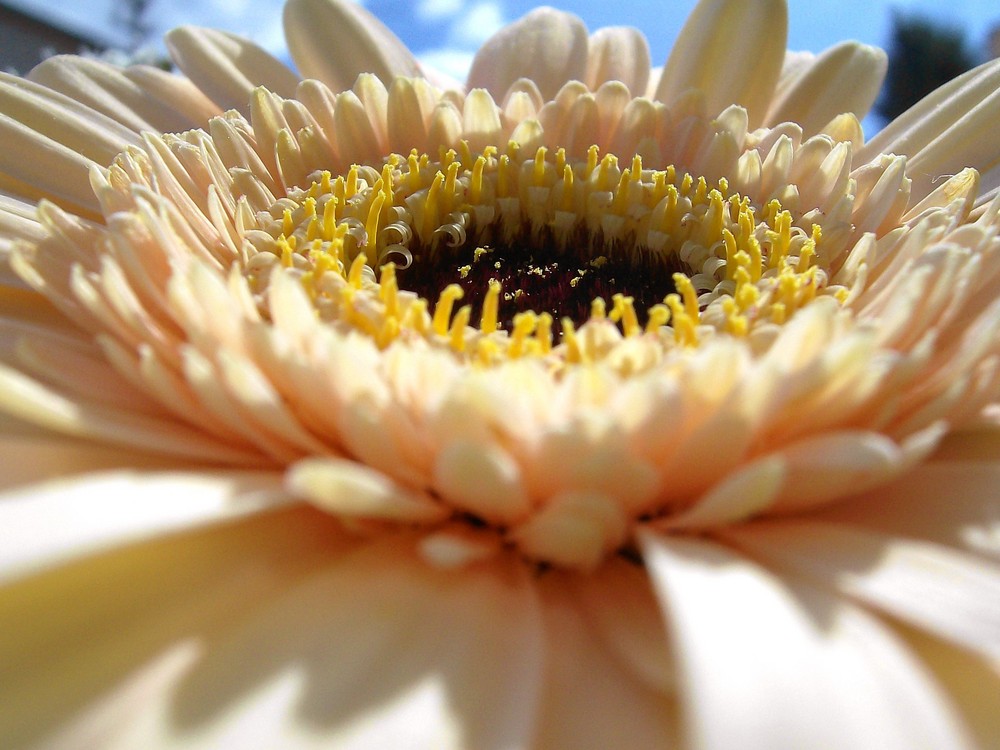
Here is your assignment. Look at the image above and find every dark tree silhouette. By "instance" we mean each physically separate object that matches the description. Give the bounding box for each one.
[112,0,153,52]
[875,12,978,124]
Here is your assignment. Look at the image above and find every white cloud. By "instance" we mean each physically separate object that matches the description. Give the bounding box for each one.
[448,1,505,48]
[207,0,251,19]
[417,48,475,83]
[415,0,464,21]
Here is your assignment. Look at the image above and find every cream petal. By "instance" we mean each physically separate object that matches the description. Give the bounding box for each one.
[899,626,1000,750]
[764,42,887,135]
[725,520,1000,660]
[772,49,816,101]
[432,439,531,525]
[859,59,1000,202]
[283,0,420,94]
[0,467,290,584]
[0,361,264,465]
[807,462,1000,560]
[467,7,589,102]
[564,557,676,693]
[0,192,44,262]
[288,456,448,524]
[933,423,1000,462]
[461,88,503,154]
[159,538,542,749]
[533,574,680,749]
[0,74,142,212]
[770,431,905,511]
[641,532,974,750]
[584,27,650,95]
[125,65,225,126]
[386,76,439,154]
[0,72,140,161]
[655,0,788,126]
[164,26,299,115]
[0,505,355,749]
[0,417,177,491]
[28,56,219,134]
[656,456,785,530]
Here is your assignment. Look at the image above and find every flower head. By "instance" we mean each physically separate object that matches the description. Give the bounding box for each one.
[2,0,1000,747]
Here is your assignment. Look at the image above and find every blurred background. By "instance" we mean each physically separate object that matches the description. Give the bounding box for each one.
[2,0,998,131]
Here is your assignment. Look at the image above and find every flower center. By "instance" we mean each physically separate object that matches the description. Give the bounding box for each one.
[244,143,838,363]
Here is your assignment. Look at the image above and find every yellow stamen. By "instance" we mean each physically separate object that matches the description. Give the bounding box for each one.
[509,312,537,358]
[379,262,400,318]
[560,164,575,211]
[536,312,553,354]
[348,252,367,288]
[562,318,584,363]
[610,294,640,337]
[674,273,700,322]
[449,305,472,351]
[470,155,487,204]
[481,280,501,334]
[591,297,607,320]
[533,147,548,186]
[432,284,464,336]
[365,191,386,251]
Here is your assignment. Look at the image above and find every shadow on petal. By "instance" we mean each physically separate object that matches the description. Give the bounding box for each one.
[1,506,545,749]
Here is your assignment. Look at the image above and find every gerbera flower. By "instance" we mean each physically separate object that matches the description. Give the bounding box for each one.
[2,0,1000,747]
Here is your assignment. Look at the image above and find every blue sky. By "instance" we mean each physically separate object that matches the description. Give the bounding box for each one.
[7,0,1000,82]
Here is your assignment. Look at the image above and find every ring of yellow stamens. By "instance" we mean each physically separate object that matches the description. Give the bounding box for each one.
[242,142,839,367]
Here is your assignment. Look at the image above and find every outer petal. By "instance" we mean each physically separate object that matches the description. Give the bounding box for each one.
[764,42,887,134]
[564,557,676,693]
[467,7,589,102]
[0,506,353,748]
[584,27,651,96]
[28,56,222,134]
[805,462,1000,559]
[723,520,1000,660]
[859,59,1000,202]
[0,362,266,466]
[0,192,44,271]
[533,573,680,749]
[655,0,788,126]
[899,626,1000,750]
[1,524,545,750]
[0,73,141,213]
[0,464,290,584]
[640,532,973,750]
[164,26,300,114]
[283,0,421,94]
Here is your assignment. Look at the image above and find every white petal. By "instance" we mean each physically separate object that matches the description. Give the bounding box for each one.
[641,532,973,750]
[807,461,1000,559]
[28,56,220,133]
[584,27,651,95]
[111,537,539,749]
[0,506,357,748]
[283,0,420,94]
[725,520,1000,660]
[165,26,299,114]
[533,574,680,749]
[900,626,1000,750]
[656,455,785,530]
[655,0,788,126]
[0,466,289,584]
[288,456,448,524]
[0,361,264,465]
[467,7,589,101]
[764,42,887,134]
[859,59,1000,203]
[565,557,676,693]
